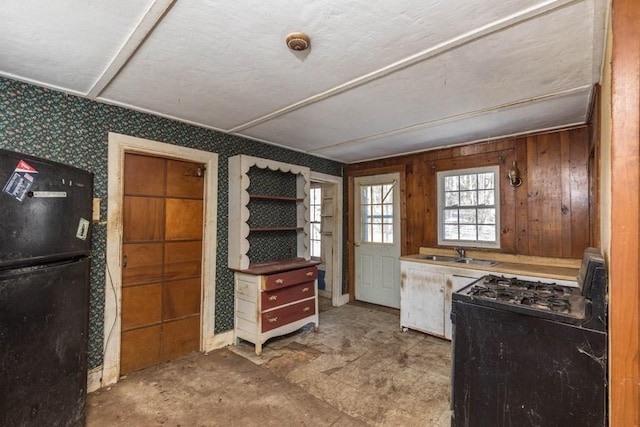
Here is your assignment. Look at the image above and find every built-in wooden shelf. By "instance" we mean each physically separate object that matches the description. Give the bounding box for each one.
[249,194,303,202]
[228,155,311,270]
[241,258,320,275]
[249,227,303,232]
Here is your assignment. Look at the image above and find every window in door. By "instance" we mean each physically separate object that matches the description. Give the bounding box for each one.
[360,181,396,244]
[310,186,322,258]
[437,166,500,248]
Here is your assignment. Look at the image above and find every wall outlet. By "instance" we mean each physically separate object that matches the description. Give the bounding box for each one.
[92,198,101,222]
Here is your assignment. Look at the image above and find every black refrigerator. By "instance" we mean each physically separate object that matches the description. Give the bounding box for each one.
[0,149,93,426]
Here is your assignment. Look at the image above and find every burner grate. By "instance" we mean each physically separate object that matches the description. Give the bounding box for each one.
[469,275,579,315]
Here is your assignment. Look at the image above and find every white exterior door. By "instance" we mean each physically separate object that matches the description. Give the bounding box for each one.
[354,173,401,308]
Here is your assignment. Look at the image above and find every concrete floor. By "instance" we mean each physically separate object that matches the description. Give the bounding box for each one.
[87,298,452,426]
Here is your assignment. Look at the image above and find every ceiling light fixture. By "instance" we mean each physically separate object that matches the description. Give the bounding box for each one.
[286,32,311,51]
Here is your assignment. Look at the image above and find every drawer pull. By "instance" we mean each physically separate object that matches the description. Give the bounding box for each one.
[268,295,278,301]
[302,287,310,292]
[303,306,310,312]
[275,279,284,284]
[306,272,313,277]
[268,317,278,323]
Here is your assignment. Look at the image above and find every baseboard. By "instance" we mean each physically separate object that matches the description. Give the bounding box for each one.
[87,366,104,393]
[203,330,235,353]
[318,290,332,299]
[333,292,349,307]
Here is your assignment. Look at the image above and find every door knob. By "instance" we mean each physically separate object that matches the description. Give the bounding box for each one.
[354,242,361,247]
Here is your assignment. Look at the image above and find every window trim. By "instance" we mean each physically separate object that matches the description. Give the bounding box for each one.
[309,186,322,260]
[436,165,501,249]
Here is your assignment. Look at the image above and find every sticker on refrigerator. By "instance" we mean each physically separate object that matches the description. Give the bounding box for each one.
[2,160,38,202]
[30,191,68,198]
[76,218,90,240]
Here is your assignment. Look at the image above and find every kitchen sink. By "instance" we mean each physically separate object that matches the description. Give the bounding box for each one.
[412,254,501,267]
[416,254,460,262]
[454,258,501,267]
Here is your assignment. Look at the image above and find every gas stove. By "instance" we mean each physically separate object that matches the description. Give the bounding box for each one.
[462,274,586,321]
[451,248,609,426]
[454,247,608,330]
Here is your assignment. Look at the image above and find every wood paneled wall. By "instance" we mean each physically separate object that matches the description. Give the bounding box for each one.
[346,126,591,259]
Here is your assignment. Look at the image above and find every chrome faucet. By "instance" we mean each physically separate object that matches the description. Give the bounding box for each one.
[455,247,466,259]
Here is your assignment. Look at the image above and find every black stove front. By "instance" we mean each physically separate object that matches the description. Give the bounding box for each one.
[451,248,608,427]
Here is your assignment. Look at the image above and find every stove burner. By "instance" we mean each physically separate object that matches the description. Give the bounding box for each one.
[520,295,543,306]
[530,283,571,297]
[496,290,514,301]
[470,287,517,302]
[495,278,513,287]
[547,297,571,313]
[475,288,497,299]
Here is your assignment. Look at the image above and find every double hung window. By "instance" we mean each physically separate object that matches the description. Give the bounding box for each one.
[310,186,322,258]
[437,166,500,248]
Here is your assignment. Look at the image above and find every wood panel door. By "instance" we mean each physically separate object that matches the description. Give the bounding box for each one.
[120,153,204,374]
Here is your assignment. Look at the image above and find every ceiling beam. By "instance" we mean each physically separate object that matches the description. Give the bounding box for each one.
[86,0,176,99]
[228,0,581,133]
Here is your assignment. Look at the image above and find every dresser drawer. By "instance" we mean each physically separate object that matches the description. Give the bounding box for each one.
[263,266,317,291]
[236,277,258,301]
[261,281,315,310]
[261,299,316,332]
[235,298,256,323]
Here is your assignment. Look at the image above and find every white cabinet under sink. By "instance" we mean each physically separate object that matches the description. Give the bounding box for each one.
[400,261,483,339]
[443,274,482,339]
[401,265,445,336]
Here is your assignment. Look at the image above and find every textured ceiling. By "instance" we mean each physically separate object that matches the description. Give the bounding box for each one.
[0,0,609,163]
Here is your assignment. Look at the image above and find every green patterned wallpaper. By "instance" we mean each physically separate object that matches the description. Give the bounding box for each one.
[0,77,343,369]
[246,167,299,263]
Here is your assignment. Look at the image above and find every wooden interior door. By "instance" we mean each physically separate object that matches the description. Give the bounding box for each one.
[120,153,204,374]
